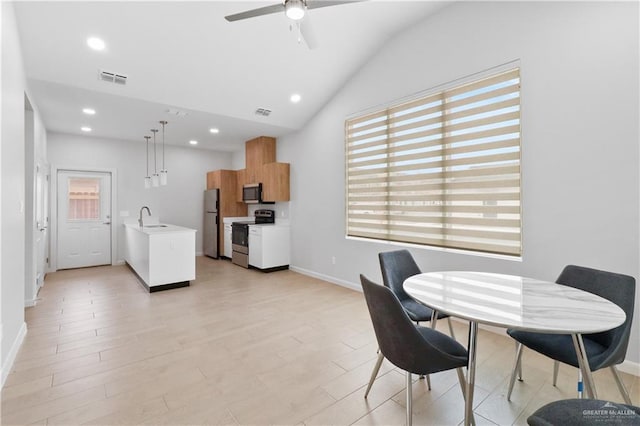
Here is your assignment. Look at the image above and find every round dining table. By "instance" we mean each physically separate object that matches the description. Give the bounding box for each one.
[403,271,626,426]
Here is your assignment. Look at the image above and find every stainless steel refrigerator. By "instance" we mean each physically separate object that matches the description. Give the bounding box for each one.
[203,189,219,258]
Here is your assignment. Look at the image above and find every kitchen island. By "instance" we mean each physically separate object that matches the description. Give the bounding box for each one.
[124,223,196,292]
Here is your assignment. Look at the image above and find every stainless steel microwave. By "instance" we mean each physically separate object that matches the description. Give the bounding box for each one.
[242,183,262,204]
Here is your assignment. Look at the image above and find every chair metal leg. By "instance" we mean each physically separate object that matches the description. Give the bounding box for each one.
[572,333,597,399]
[426,374,431,390]
[610,365,632,404]
[507,342,523,401]
[364,350,384,398]
[447,317,456,339]
[430,310,438,329]
[517,354,522,381]
[406,371,413,426]
[456,368,467,400]
[552,361,559,386]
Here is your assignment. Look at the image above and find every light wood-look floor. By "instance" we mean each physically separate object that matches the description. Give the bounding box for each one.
[2,257,639,425]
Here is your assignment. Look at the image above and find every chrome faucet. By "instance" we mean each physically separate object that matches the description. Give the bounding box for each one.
[139,206,151,228]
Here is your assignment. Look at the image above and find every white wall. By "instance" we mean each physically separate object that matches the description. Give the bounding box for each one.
[1,1,28,385]
[278,2,640,365]
[0,0,4,385]
[231,149,245,170]
[47,133,232,263]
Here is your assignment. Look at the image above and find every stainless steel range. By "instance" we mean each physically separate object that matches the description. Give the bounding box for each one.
[231,209,275,268]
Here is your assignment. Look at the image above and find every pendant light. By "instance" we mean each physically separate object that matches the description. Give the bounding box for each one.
[144,136,152,189]
[159,120,168,186]
[151,129,160,187]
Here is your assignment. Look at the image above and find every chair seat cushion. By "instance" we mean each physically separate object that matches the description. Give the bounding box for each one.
[527,399,640,426]
[401,298,448,322]
[417,326,468,361]
[507,329,608,370]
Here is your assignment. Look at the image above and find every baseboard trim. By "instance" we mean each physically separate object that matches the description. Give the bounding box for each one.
[289,266,361,292]
[24,299,37,308]
[618,360,640,377]
[1,322,27,388]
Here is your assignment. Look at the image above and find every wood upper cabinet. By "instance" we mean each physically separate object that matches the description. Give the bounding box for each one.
[240,135,290,202]
[236,169,246,202]
[207,170,240,209]
[245,136,275,182]
[206,170,220,190]
[261,162,290,202]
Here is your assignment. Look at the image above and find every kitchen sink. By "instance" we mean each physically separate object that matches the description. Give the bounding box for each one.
[144,224,168,228]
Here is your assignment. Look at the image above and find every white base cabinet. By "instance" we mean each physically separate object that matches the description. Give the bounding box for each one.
[248,225,289,270]
[224,223,232,258]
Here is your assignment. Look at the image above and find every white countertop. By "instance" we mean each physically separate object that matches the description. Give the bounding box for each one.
[223,216,253,225]
[124,223,196,235]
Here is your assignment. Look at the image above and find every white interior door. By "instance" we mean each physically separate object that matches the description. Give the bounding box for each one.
[57,170,112,269]
[35,163,49,289]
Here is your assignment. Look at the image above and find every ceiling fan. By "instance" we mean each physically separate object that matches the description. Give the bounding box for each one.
[225,0,365,49]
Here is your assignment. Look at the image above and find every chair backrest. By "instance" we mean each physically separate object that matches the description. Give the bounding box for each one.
[360,274,466,375]
[556,265,636,366]
[378,250,421,301]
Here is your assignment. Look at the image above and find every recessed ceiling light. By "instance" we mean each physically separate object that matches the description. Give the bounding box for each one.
[81,126,92,132]
[290,93,302,103]
[209,128,219,134]
[86,37,106,51]
[189,140,198,145]
[82,108,96,115]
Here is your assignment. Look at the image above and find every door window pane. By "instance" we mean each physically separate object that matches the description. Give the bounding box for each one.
[68,178,100,220]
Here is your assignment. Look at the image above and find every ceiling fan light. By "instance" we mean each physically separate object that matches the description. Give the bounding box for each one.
[285,0,305,20]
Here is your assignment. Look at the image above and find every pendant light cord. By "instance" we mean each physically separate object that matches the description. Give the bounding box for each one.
[151,129,158,174]
[144,136,151,176]
[160,121,167,170]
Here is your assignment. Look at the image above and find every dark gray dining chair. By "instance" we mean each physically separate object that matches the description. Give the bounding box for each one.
[527,399,640,425]
[506,265,636,404]
[365,249,456,398]
[360,275,470,426]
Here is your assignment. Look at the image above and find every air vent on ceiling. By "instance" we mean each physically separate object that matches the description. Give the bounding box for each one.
[255,108,272,117]
[99,69,128,85]
[166,108,188,118]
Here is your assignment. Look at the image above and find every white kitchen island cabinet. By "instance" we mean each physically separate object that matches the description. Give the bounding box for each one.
[124,223,196,292]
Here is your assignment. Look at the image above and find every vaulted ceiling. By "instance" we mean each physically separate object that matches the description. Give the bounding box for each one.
[14,1,448,151]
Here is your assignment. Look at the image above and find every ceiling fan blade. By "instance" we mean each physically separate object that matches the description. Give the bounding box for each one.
[225,3,284,22]
[306,0,367,11]
[300,19,318,50]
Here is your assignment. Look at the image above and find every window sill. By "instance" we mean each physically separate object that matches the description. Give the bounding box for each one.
[345,235,523,262]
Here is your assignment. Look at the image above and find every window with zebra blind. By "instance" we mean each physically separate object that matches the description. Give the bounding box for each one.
[345,66,521,256]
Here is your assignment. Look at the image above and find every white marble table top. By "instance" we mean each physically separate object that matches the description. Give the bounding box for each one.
[404,271,626,334]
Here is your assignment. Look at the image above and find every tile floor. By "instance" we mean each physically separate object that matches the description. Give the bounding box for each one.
[1,257,638,425]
